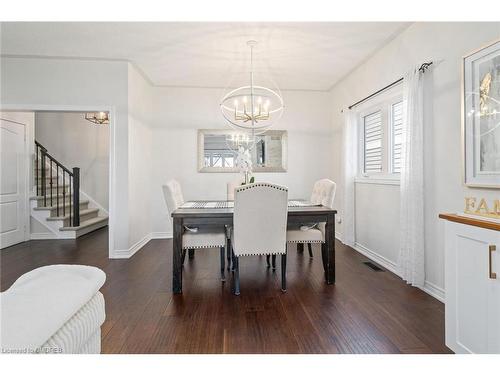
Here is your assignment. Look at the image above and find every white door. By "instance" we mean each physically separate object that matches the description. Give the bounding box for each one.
[0,118,27,249]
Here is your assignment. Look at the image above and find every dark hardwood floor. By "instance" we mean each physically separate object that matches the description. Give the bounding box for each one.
[0,228,452,354]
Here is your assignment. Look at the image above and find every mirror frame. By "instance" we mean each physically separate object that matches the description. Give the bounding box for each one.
[197,129,288,173]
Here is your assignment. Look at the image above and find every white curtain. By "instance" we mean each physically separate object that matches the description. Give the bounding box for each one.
[341,109,357,247]
[398,66,425,287]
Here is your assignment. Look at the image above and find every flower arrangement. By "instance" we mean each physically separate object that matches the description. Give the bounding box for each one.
[235,146,254,185]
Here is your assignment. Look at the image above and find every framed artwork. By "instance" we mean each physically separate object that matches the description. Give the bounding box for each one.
[463,39,500,188]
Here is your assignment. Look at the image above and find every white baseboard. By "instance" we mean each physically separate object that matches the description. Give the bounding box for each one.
[111,233,152,259]
[110,231,173,259]
[422,280,445,303]
[336,233,445,303]
[353,241,398,274]
[30,232,58,240]
[335,231,343,242]
[151,231,172,239]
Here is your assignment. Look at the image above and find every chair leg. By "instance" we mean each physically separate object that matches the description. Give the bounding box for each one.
[227,238,232,270]
[308,243,313,257]
[297,243,304,253]
[181,249,186,265]
[272,254,276,271]
[266,255,271,268]
[232,247,237,272]
[188,249,195,259]
[220,247,225,282]
[234,256,240,296]
[281,252,287,292]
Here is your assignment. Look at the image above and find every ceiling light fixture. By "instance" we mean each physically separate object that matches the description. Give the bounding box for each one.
[220,40,284,135]
[84,112,109,125]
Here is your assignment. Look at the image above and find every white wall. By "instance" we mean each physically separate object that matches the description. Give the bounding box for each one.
[0,57,130,253]
[330,22,500,296]
[128,65,154,247]
[150,87,334,235]
[35,112,109,210]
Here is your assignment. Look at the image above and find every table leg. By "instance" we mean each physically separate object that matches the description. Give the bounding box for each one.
[172,217,183,294]
[297,243,304,253]
[324,213,336,284]
[321,243,327,273]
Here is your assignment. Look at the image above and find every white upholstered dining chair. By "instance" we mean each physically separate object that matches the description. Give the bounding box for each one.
[286,179,336,257]
[225,178,244,270]
[162,180,227,281]
[231,183,289,295]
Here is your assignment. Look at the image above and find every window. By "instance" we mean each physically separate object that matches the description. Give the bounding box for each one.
[358,94,403,178]
[390,101,403,173]
[204,152,234,168]
[363,111,383,173]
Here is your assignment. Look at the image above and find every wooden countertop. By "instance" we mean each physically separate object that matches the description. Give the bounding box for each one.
[439,213,500,231]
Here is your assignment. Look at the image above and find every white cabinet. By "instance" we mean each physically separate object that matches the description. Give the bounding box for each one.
[443,216,500,353]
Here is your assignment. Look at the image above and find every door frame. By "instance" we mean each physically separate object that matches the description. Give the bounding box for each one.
[0,105,116,257]
[0,112,32,246]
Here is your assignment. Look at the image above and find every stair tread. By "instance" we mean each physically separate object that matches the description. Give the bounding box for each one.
[59,216,108,231]
[33,200,89,211]
[46,207,98,221]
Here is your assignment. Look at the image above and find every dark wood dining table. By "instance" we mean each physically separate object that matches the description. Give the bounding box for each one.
[171,202,337,294]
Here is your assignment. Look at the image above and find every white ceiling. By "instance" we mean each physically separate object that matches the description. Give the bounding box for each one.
[0,22,410,91]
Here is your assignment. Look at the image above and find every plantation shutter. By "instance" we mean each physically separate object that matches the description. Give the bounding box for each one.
[363,111,382,173]
[391,101,403,173]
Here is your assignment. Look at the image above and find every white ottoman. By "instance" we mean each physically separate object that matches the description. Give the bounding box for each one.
[1,265,106,354]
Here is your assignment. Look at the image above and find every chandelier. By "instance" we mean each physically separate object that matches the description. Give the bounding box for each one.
[84,112,109,125]
[220,40,284,135]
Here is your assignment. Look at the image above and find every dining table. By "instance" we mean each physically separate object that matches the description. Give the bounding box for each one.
[171,200,337,294]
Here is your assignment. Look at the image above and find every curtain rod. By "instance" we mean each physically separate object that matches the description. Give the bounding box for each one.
[347,62,433,110]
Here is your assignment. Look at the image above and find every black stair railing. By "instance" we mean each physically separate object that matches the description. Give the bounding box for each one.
[35,141,80,227]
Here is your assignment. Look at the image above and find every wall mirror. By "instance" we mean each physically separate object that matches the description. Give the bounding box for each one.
[198,129,287,173]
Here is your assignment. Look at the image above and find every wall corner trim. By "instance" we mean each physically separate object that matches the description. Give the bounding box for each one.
[110,231,173,259]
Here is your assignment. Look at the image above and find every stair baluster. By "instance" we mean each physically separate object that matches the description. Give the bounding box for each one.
[56,165,59,217]
[35,145,39,196]
[69,173,72,226]
[41,148,47,207]
[62,170,66,218]
[72,168,80,227]
[35,141,81,227]
[50,159,53,207]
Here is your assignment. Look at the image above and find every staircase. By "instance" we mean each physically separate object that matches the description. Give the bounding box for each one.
[31,141,108,239]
